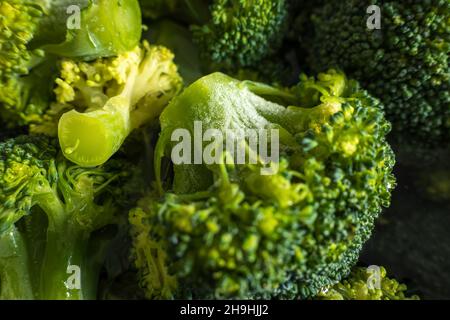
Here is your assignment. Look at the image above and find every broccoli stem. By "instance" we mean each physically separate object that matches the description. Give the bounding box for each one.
[242,81,297,105]
[0,227,34,300]
[39,225,90,300]
[58,65,138,167]
[37,195,98,300]
[19,210,49,296]
[58,102,131,167]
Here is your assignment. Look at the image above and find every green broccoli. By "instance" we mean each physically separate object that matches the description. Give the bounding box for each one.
[308,0,450,146]
[0,135,139,299]
[0,0,56,127]
[0,0,142,128]
[129,70,395,299]
[316,266,420,300]
[140,0,290,79]
[54,41,183,167]
[0,226,34,299]
[40,0,142,60]
[0,56,58,128]
[191,0,289,71]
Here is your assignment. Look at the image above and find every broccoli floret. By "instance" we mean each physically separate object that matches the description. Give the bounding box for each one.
[0,0,54,127]
[0,57,58,128]
[316,266,420,300]
[129,70,395,299]
[309,0,450,146]
[0,135,139,299]
[0,0,142,128]
[0,0,44,77]
[191,0,289,71]
[140,1,290,79]
[146,18,288,86]
[55,41,183,167]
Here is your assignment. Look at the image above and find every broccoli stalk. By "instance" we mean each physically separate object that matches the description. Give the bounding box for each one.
[41,0,142,60]
[57,42,183,167]
[36,162,119,299]
[0,135,137,299]
[0,226,34,299]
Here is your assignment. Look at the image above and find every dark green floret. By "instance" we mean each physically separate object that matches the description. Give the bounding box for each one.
[309,0,450,146]
[191,0,289,70]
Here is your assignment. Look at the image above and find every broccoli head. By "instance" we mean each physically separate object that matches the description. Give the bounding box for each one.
[129,70,395,299]
[54,41,183,167]
[0,135,138,299]
[316,266,420,300]
[0,0,54,127]
[309,0,450,146]
[191,0,289,71]
[0,0,142,128]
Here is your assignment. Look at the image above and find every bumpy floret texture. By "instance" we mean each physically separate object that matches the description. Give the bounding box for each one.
[0,135,57,233]
[0,0,44,77]
[0,0,142,128]
[0,0,53,126]
[53,41,183,167]
[192,0,289,70]
[129,71,396,299]
[310,0,450,145]
[0,135,140,299]
[317,266,420,300]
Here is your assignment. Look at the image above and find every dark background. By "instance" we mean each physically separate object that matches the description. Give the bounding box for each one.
[360,146,450,299]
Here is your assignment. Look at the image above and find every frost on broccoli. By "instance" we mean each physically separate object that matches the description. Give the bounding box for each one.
[129,70,396,299]
[309,0,450,146]
[317,266,420,300]
[55,42,183,167]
